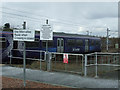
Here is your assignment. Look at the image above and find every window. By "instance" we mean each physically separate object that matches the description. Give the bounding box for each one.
[91,40,94,46]
[42,40,53,48]
[42,41,46,48]
[48,40,54,47]
[61,39,64,46]
[96,40,100,46]
[67,39,75,46]
[76,39,83,46]
[93,40,100,46]
[57,40,60,46]
[26,38,40,48]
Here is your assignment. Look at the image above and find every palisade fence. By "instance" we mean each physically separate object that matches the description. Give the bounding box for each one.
[84,52,120,77]
[9,49,120,78]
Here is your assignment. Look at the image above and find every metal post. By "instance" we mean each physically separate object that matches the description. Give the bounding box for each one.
[64,54,67,71]
[47,52,51,71]
[46,41,48,52]
[10,49,12,65]
[55,54,56,69]
[108,55,110,64]
[44,52,46,61]
[40,51,42,70]
[82,55,84,75]
[106,28,110,52]
[10,40,13,65]
[46,19,49,71]
[23,42,26,87]
[95,52,98,78]
[102,55,103,64]
[84,54,87,76]
[76,55,78,65]
[117,54,119,64]
[23,21,26,87]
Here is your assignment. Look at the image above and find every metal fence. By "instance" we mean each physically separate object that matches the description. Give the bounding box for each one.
[9,50,84,74]
[9,49,120,78]
[9,49,47,70]
[50,52,84,75]
[84,52,120,77]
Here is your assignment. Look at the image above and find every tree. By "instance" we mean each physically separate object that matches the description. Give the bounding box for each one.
[4,23,10,29]
[3,23,13,31]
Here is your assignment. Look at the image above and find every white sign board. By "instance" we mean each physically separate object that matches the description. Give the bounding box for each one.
[13,30,35,41]
[40,24,53,40]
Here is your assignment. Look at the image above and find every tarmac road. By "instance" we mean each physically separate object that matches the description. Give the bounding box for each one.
[1,65,119,89]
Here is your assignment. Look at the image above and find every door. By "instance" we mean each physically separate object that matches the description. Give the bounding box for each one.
[57,38,64,53]
[85,39,89,52]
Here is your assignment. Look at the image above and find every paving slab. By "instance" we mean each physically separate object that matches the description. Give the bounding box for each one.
[1,65,119,88]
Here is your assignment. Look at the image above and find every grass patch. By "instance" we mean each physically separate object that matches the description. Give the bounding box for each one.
[10,61,47,71]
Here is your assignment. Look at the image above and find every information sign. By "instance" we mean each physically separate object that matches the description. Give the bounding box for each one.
[40,25,53,40]
[13,30,35,41]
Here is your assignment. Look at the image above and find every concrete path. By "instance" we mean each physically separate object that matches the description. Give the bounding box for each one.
[1,65,119,88]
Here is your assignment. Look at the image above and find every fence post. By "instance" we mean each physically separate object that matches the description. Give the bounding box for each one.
[47,52,51,71]
[102,55,103,64]
[95,52,98,78]
[10,49,12,65]
[55,54,56,69]
[40,51,42,70]
[113,55,115,64]
[84,54,87,77]
[44,52,46,61]
[76,55,78,65]
[82,55,84,75]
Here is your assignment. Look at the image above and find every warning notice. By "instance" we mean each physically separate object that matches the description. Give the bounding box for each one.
[40,24,53,40]
[13,30,35,41]
[63,54,68,64]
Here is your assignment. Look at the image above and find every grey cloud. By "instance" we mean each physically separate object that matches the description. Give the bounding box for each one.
[1,2,118,37]
[86,10,118,19]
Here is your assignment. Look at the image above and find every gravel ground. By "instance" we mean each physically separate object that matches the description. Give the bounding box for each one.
[1,76,67,88]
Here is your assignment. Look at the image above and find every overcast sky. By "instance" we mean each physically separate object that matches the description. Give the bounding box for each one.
[1,2,118,37]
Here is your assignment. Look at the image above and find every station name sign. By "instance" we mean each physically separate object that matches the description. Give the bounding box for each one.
[13,30,35,41]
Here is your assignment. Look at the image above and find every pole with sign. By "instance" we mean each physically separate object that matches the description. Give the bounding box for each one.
[23,22,26,87]
[40,19,53,71]
[13,21,35,87]
[46,20,48,71]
